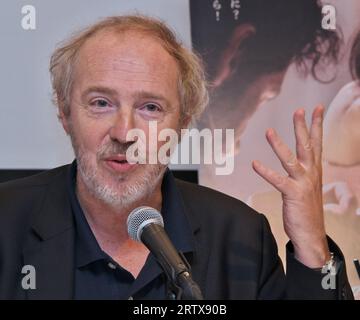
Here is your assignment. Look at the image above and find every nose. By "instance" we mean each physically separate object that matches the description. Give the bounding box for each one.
[109,107,136,143]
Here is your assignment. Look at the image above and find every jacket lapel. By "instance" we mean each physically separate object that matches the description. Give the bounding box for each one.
[22,167,75,299]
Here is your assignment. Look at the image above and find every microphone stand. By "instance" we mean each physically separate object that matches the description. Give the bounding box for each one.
[162,251,204,300]
[139,223,204,300]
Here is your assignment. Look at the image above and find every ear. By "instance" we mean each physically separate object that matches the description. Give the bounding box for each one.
[213,24,256,87]
[58,103,71,135]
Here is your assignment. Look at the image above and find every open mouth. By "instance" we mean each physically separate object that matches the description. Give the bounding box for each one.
[112,159,128,164]
[104,156,137,172]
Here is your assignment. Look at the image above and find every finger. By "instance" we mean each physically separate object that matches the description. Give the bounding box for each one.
[293,108,314,166]
[252,160,290,194]
[310,105,324,165]
[266,128,305,179]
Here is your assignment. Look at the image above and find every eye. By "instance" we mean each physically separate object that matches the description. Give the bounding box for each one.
[141,103,161,113]
[90,98,112,108]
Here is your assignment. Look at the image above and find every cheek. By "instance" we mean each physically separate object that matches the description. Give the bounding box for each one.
[69,111,111,152]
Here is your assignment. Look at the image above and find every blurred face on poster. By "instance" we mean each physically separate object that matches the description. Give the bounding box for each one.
[192,0,340,153]
[207,64,287,153]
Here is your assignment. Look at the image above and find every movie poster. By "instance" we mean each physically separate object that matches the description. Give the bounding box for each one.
[190,0,360,298]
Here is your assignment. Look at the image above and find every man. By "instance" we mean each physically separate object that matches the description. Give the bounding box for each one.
[0,15,353,299]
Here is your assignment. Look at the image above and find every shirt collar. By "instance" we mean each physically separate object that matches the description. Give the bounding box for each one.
[67,160,195,269]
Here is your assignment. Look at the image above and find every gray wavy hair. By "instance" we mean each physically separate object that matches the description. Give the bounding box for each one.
[49,15,208,124]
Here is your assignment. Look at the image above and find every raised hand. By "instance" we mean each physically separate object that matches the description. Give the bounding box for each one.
[252,105,331,268]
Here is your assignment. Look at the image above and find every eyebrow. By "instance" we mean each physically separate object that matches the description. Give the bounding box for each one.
[81,87,172,108]
[81,86,118,99]
[132,90,171,108]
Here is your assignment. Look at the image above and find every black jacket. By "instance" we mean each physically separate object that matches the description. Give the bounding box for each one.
[0,164,354,299]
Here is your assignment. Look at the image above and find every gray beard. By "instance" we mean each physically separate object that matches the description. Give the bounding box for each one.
[69,133,166,210]
[77,152,165,209]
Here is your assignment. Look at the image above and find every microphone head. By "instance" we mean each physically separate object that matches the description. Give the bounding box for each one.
[127,206,164,242]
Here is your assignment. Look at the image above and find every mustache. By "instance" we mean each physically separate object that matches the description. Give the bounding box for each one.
[97,140,135,159]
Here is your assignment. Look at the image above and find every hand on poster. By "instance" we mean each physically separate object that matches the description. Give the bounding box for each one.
[322,181,358,215]
[252,106,331,268]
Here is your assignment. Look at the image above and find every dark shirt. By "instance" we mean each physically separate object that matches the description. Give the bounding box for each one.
[67,162,195,300]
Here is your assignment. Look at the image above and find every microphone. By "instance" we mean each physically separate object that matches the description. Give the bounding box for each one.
[127,206,203,300]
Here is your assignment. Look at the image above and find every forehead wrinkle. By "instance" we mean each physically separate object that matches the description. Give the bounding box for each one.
[79,32,176,75]
[82,54,171,85]
[73,30,180,103]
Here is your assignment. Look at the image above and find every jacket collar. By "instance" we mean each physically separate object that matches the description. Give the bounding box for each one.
[22,165,75,299]
[161,167,199,253]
